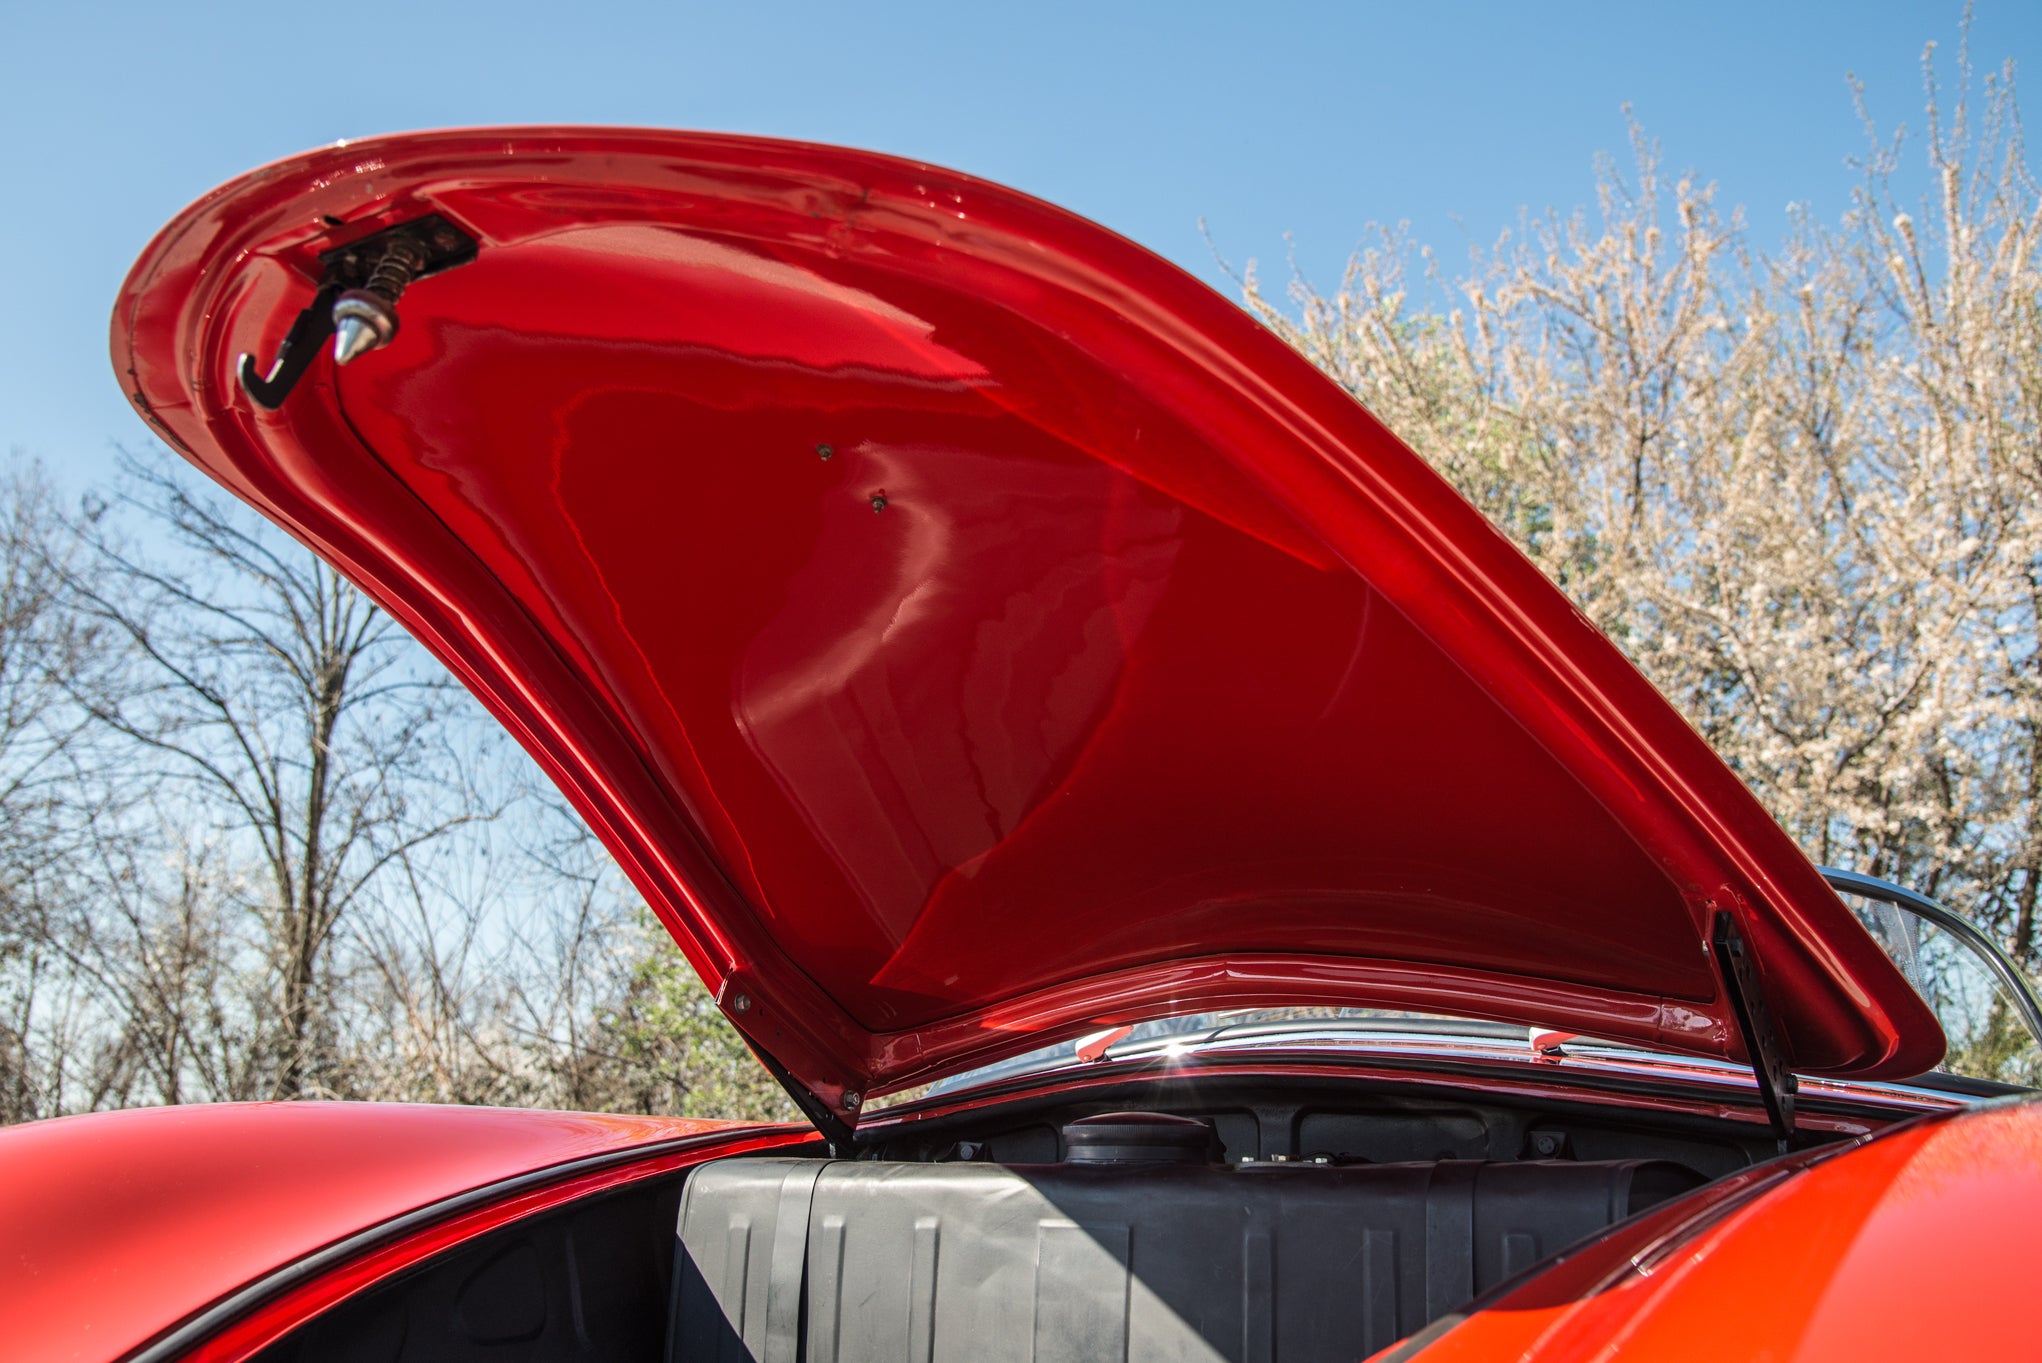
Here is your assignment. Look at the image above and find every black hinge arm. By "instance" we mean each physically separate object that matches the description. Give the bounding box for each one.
[238,283,342,409]
[1712,910,1799,1153]
[745,1042,856,1156]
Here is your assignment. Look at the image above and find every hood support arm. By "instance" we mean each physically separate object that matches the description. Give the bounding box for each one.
[1711,911,1799,1153]
[743,1037,857,1157]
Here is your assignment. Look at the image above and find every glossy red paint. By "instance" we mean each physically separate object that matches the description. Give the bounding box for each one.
[112,129,1941,1118]
[174,1130,799,1363]
[1391,1098,2042,1362]
[0,1102,782,1363]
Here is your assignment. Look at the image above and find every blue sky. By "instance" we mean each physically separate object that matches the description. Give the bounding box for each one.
[4,1,2037,489]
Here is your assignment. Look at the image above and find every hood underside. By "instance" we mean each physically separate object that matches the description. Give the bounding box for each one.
[113,128,1942,1123]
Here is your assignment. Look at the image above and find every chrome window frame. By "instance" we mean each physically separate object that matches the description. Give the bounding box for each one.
[1821,866,2042,1049]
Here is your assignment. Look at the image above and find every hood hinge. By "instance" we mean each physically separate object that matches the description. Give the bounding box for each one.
[718,981,858,1156]
[1711,910,1799,1154]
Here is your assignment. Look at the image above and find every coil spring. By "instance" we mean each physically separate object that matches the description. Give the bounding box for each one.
[364,238,429,303]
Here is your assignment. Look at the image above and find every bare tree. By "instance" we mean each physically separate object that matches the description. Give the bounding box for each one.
[64,455,503,1100]
[10,452,790,1121]
[0,459,116,1123]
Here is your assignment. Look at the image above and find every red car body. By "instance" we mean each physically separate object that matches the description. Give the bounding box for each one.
[1387,1097,2042,1361]
[6,1080,2034,1362]
[2,127,2026,1362]
[0,1104,776,1363]
[107,128,1936,1101]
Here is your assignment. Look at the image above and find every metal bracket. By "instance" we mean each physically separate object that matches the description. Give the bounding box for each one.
[237,213,478,410]
[745,1040,857,1157]
[717,980,858,1156]
[1712,910,1799,1153]
[238,283,343,409]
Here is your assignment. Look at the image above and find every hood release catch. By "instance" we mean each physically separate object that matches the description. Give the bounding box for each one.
[331,236,426,365]
[237,213,477,409]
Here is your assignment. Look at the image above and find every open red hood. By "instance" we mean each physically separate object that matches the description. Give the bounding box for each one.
[113,129,1941,1123]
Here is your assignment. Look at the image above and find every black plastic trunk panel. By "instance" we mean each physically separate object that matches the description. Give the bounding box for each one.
[670,1156,1703,1363]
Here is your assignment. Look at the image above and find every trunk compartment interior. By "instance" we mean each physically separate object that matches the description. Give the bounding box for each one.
[249,1080,1852,1363]
[674,1149,1703,1362]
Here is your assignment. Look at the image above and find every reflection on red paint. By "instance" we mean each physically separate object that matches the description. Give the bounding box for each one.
[1398,1100,2042,1361]
[0,1102,786,1363]
[114,130,1940,1113]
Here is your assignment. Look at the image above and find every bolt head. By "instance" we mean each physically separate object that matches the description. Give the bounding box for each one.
[331,289,399,364]
[816,444,833,461]
[870,495,888,513]
[842,1092,862,1110]
[730,993,752,1014]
